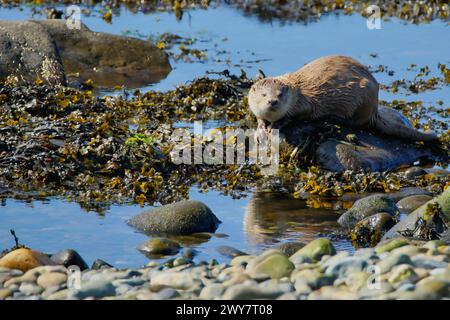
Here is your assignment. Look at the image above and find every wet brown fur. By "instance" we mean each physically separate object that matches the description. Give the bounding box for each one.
[249,55,438,142]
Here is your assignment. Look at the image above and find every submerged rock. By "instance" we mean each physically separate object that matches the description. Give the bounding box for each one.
[338,194,400,229]
[0,248,56,272]
[0,20,171,88]
[216,246,247,258]
[128,200,220,236]
[137,238,181,256]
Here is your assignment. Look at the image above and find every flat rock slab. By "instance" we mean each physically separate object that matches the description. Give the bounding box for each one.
[282,106,444,172]
[0,20,171,87]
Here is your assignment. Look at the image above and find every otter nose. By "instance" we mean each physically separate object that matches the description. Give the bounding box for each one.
[269,100,278,107]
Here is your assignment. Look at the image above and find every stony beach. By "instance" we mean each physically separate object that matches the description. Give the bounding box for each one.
[0,237,449,300]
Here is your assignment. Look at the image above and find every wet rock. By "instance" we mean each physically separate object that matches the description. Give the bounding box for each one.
[199,283,225,300]
[128,200,220,236]
[383,188,450,241]
[350,212,396,246]
[376,239,409,254]
[0,248,56,272]
[137,238,181,257]
[37,272,67,289]
[397,195,433,213]
[51,249,89,271]
[150,271,201,290]
[283,107,438,172]
[91,259,113,270]
[0,20,171,88]
[404,167,427,179]
[246,251,294,279]
[338,194,399,229]
[216,246,247,258]
[275,242,305,257]
[388,264,418,285]
[290,238,336,263]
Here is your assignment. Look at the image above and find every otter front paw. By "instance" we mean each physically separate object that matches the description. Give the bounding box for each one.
[266,117,288,133]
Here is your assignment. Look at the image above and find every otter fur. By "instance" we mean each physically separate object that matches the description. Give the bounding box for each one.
[248,55,438,142]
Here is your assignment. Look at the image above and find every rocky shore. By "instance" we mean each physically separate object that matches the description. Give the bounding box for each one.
[0,237,449,300]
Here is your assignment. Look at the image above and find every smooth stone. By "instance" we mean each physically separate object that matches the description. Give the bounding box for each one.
[422,240,446,250]
[275,242,305,257]
[292,269,335,290]
[277,292,299,300]
[356,212,396,232]
[91,259,113,270]
[230,255,254,267]
[416,279,449,297]
[70,280,116,299]
[50,249,89,271]
[338,194,399,229]
[397,283,416,292]
[404,167,427,179]
[0,248,56,272]
[290,238,336,263]
[182,248,197,259]
[138,238,181,256]
[19,282,44,295]
[153,288,180,300]
[222,284,284,300]
[383,188,450,241]
[358,281,394,299]
[376,253,412,274]
[390,245,425,256]
[173,257,191,267]
[397,195,433,213]
[307,286,359,300]
[0,288,12,300]
[246,251,294,279]
[376,239,409,254]
[41,285,63,299]
[150,271,201,290]
[46,289,69,300]
[37,272,67,289]
[344,272,370,292]
[325,257,368,278]
[216,246,247,258]
[199,284,225,300]
[128,200,220,235]
[388,264,418,284]
[411,255,448,269]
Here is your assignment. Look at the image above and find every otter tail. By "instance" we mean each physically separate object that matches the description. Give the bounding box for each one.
[372,106,439,142]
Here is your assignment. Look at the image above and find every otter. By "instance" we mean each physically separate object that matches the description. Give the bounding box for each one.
[248,55,438,143]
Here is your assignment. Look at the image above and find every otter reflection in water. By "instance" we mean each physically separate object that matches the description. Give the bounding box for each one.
[243,192,351,246]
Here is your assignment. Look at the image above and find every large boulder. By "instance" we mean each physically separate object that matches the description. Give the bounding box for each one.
[0,20,171,88]
[282,106,443,172]
[128,200,220,235]
[0,248,56,272]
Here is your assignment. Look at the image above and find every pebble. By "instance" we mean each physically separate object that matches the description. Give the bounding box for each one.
[37,272,67,289]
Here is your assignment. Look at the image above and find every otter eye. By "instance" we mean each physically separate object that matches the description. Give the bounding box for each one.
[277,92,283,98]
[262,93,266,97]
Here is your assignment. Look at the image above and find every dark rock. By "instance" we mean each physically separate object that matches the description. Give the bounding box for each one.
[404,167,427,179]
[216,246,247,258]
[283,106,440,172]
[338,194,399,229]
[128,200,220,236]
[0,20,171,88]
[50,249,88,271]
[350,212,396,246]
[383,188,450,241]
[91,259,113,270]
[275,242,305,257]
[397,195,433,213]
[137,238,181,257]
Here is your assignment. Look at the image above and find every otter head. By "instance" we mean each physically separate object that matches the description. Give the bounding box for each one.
[248,78,294,123]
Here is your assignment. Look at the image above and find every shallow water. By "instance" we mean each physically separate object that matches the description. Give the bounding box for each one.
[0,5,448,267]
